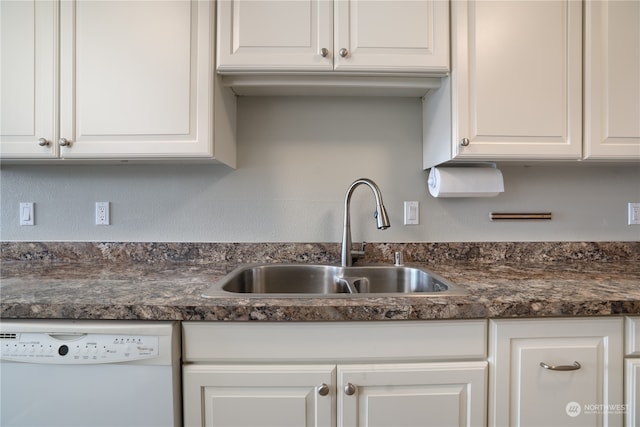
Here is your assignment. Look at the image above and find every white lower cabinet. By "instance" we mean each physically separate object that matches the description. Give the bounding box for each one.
[183,364,335,427]
[625,359,640,427]
[183,361,486,427]
[338,362,486,427]
[183,318,628,426]
[489,318,624,427]
[183,321,488,427]
[625,317,640,426]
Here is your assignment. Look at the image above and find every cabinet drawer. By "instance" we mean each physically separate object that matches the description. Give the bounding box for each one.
[183,320,487,363]
[626,317,640,356]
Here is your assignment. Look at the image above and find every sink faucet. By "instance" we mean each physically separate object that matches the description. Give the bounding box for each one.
[341,178,391,266]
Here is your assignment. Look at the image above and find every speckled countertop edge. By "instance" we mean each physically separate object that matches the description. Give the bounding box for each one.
[1,242,639,321]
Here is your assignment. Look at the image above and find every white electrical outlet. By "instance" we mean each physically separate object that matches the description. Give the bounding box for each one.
[629,203,640,225]
[96,202,110,225]
[19,202,34,226]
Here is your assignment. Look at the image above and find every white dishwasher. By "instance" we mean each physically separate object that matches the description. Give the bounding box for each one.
[0,320,181,427]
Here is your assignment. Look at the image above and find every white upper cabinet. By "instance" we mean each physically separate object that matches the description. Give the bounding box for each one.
[584,0,640,160]
[423,0,583,167]
[217,0,333,72]
[0,0,57,158]
[1,0,236,165]
[216,0,449,95]
[217,0,449,74]
[333,0,449,73]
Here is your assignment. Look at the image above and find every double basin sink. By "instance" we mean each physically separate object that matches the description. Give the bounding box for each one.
[202,264,465,298]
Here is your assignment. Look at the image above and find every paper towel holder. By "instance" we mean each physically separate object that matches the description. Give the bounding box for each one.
[427,162,504,198]
[427,162,499,187]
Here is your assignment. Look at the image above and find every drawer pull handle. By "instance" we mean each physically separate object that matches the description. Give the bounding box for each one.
[540,361,581,371]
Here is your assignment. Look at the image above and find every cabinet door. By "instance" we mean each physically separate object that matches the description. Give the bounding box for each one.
[334,0,449,73]
[58,0,228,160]
[625,359,640,427]
[183,364,335,427]
[625,317,640,427]
[338,362,487,427]
[0,0,57,158]
[217,0,333,72]
[489,318,624,427]
[452,0,582,160]
[584,0,640,160]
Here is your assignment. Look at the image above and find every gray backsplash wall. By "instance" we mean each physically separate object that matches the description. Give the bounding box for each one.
[1,96,639,242]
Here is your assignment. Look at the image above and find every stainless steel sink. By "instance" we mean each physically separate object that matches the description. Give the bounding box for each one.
[201,264,465,298]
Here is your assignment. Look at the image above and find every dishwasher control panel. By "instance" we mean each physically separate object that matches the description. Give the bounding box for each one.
[0,332,159,364]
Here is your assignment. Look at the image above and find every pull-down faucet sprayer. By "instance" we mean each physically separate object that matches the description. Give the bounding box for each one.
[341,178,391,267]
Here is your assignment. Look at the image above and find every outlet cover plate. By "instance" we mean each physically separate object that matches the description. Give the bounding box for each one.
[96,202,110,225]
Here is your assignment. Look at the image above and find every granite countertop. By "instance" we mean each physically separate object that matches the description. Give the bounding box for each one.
[1,242,639,321]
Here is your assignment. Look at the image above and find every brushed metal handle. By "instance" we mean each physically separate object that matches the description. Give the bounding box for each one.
[318,383,330,396]
[339,48,349,58]
[344,382,356,395]
[58,138,71,147]
[38,138,50,147]
[540,361,581,371]
[320,48,329,58]
[460,138,470,147]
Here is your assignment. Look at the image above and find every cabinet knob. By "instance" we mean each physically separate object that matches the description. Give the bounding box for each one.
[320,48,329,58]
[317,383,330,396]
[344,382,356,395]
[339,48,349,58]
[460,138,470,147]
[38,138,50,147]
[540,361,581,371]
[58,138,71,147]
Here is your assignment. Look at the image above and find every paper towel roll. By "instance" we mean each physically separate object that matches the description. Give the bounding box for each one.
[428,167,504,198]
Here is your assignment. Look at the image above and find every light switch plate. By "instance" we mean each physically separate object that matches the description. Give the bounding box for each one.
[19,202,34,226]
[629,203,640,225]
[404,201,419,225]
